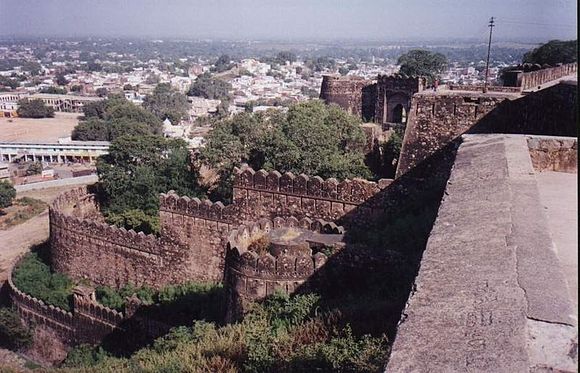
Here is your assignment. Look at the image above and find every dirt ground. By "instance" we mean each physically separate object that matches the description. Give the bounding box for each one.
[0,185,93,371]
[0,112,79,143]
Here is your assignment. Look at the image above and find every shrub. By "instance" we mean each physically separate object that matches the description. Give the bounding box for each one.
[0,307,33,350]
[16,98,55,118]
[61,344,111,368]
[12,252,74,311]
[0,181,16,209]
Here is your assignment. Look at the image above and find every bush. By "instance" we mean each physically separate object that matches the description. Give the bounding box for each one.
[16,98,55,118]
[12,252,74,311]
[0,180,16,209]
[0,307,33,350]
[61,344,112,368]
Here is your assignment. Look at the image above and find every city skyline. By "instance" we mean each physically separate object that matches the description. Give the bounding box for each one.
[0,0,577,42]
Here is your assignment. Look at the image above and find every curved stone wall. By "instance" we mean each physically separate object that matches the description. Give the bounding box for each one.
[224,216,343,320]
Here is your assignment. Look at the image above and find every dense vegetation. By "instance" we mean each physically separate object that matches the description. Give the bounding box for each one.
[523,39,577,66]
[12,251,74,311]
[16,98,55,118]
[0,307,33,350]
[71,95,162,142]
[397,49,448,84]
[0,180,16,209]
[200,100,371,201]
[188,72,232,101]
[142,83,189,124]
[96,135,204,234]
[62,293,388,372]
[96,282,225,327]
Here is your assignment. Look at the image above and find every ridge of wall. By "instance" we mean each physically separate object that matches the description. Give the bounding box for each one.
[231,166,392,223]
[50,187,224,289]
[7,256,124,344]
[520,62,577,90]
[225,216,342,320]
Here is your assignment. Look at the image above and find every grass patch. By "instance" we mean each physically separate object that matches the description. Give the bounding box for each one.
[12,252,74,311]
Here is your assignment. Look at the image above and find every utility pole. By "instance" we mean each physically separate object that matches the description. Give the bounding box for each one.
[483,16,495,93]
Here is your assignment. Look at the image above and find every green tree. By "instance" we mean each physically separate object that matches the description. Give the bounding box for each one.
[21,61,42,76]
[25,162,43,176]
[188,72,232,101]
[16,99,55,118]
[55,73,68,86]
[97,135,204,233]
[72,97,162,141]
[523,39,577,66]
[397,49,448,84]
[0,181,16,209]
[0,308,32,350]
[142,83,189,124]
[212,54,234,73]
[95,87,108,97]
[277,51,297,64]
[200,101,370,201]
[0,76,18,90]
[39,86,67,94]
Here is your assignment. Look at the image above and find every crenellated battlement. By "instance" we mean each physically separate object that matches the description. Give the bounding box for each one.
[224,216,343,320]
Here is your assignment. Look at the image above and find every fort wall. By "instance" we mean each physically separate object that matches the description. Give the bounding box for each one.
[397,80,577,177]
[319,75,372,118]
[224,216,342,320]
[50,187,225,289]
[520,62,577,91]
[231,166,392,224]
[7,259,125,345]
[527,135,577,173]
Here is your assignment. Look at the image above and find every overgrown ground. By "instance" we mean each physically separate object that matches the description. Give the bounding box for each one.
[0,197,47,231]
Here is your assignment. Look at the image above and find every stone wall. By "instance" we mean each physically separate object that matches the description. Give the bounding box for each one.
[50,187,225,289]
[224,216,341,320]
[527,135,577,173]
[7,260,125,345]
[375,76,425,124]
[520,63,577,90]
[319,75,373,117]
[231,166,392,224]
[396,92,510,177]
[397,81,577,178]
[447,84,522,93]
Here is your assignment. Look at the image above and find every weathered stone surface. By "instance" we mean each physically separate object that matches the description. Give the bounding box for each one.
[387,134,576,373]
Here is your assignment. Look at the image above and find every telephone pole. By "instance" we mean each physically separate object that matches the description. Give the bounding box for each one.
[483,16,495,93]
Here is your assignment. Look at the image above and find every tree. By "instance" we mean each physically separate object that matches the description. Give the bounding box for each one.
[142,83,189,124]
[212,54,234,73]
[397,49,447,84]
[72,97,162,141]
[123,84,134,91]
[70,85,82,93]
[0,181,16,209]
[277,51,297,64]
[55,73,68,86]
[26,162,43,176]
[200,101,371,201]
[39,86,67,94]
[17,99,55,118]
[95,87,108,97]
[523,39,577,66]
[338,66,350,76]
[188,72,232,101]
[96,135,204,234]
[0,76,18,90]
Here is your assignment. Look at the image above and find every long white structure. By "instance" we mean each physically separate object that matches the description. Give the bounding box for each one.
[0,141,109,163]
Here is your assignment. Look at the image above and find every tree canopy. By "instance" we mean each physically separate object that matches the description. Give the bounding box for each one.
[0,181,16,209]
[17,99,55,118]
[397,49,448,84]
[523,39,577,66]
[187,72,232,101]
[96,135,204,234]
[142,83,189,124]
[72,96,162,141]
[200,100,371,201]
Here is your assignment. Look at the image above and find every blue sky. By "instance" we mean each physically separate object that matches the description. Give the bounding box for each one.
[0,0,576,41]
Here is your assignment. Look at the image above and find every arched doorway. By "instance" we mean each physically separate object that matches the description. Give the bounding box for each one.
[392,104,407,123]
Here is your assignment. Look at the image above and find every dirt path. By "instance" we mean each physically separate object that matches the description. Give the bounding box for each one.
[0,185,91,284]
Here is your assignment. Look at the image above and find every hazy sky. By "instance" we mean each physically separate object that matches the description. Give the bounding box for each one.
[0,0,577,41]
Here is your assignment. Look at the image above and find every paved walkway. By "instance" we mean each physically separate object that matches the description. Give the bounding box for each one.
[536,171,578,315]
